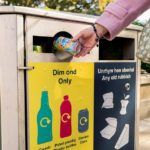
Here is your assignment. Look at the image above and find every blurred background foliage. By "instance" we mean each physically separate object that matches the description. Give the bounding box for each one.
[141,62,150,73]
[132,21,146,27]
[0,0,114,14]
[98,0,114,12]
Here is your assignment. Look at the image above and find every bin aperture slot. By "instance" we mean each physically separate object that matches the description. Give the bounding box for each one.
[53,31,72,39]
[33,32,73,54]
[99,37,135,60]
[33,36,53,53]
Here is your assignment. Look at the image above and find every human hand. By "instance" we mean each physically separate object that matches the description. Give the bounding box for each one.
[71,24,108,57]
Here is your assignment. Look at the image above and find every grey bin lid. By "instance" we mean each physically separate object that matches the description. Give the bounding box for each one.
[0,6,143,31]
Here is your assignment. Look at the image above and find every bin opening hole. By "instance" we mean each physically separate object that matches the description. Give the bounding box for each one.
[99,37,135,60]
[53,31,73,39]
[33,32,73,53]
[33,36,53,53]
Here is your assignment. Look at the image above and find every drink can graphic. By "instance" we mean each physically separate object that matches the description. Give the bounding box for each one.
[53,36,81,59]
[78,109,89,133]
[60,95,72,138]
[37,91,53,144]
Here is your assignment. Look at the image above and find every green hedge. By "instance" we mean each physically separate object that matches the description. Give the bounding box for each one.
[141,62,150,73]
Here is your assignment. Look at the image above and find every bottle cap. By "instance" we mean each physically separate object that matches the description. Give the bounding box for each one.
[64,95,69,100]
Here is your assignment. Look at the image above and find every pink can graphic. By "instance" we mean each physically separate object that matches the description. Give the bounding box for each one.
[60,95,72,138]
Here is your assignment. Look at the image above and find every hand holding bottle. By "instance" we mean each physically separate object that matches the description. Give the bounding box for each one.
[71,24,108,58]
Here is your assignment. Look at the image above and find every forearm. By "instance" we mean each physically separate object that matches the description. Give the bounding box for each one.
[96,0,150,40]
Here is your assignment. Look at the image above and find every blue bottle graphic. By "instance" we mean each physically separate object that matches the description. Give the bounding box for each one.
[37,91,53,144]
[78,109,89,133]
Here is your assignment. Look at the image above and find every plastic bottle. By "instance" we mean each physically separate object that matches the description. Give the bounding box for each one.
[60,95,72,138]
[37,91,53,144]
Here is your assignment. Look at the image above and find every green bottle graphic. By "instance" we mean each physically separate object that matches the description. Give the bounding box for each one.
[37,91,53,144]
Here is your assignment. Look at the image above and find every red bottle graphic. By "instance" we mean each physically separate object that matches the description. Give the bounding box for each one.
[60,95,72,138]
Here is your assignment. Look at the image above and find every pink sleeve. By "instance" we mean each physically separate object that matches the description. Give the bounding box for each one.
[96,0,150,40]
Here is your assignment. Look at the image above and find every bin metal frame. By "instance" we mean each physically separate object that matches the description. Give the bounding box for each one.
[0,6,142,150]
[0,14,25,150]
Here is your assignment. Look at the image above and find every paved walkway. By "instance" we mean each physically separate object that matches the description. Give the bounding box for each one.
[139,118,150,150]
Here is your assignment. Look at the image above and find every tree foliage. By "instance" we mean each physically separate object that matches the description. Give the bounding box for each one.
[0,0,114,15]
[99,0,114,12]
[1,0,41,7]
[1,0,99,14]
[141,62,150,73]
[132,20,146,27]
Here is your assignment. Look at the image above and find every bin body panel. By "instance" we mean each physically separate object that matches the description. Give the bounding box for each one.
[99,30,138,61]
[17,15,26,150]
[0,14,25,150]
[25,15,140,150]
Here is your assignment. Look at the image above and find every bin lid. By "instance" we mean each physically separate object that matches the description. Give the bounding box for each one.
[0,6,143,31]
